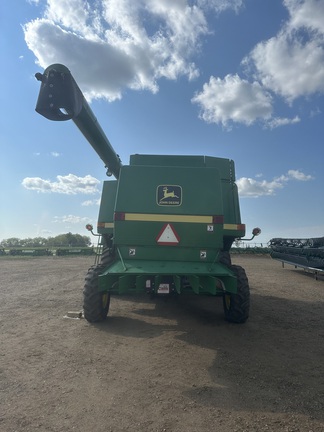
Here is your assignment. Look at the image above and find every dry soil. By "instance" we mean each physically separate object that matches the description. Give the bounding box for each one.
[0,255,323,432]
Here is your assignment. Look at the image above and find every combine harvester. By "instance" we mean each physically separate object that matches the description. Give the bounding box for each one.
[35,63,260,323]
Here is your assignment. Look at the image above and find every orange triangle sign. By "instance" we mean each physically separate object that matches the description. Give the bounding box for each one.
[156,223,180,245]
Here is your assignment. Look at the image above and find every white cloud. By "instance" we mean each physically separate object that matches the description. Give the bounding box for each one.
[197,0,243,13]
[53,214,90,224]
[245,0,324,102]
[81,199,100,206]
[266,115,300,129]
[287,169,314,181]
[22,173,100,194]
[51,152,61,157]
[247,32,324,102]
[24,0,324,126]
[23,0,241,101]
[192,74,273,127]
[284,0,324,34]
[237,169,314,198]
[237,177,284,198]
[194,0,324,127]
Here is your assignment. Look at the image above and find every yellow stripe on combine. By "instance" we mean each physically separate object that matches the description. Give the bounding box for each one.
[99,218,245,230]
[224,223,245,231]
[124,213,213,223]
[98,222,114,228]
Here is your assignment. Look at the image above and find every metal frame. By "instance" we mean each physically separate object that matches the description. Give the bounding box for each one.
[275,259,324,281]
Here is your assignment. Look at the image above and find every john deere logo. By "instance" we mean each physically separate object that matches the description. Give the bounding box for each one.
[157,185,182,206]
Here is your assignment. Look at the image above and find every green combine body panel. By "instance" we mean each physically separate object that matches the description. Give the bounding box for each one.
[35,64,256,324]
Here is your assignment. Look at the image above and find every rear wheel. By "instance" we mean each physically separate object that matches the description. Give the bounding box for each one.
[83,265,110,322]
[223,265,250,323]
[219,251,232,266]
[100,247,115,267]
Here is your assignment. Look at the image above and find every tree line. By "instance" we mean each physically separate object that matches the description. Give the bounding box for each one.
[0,232,92,248]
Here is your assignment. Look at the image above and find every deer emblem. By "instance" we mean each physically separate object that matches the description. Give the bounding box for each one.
[161,187,179,201]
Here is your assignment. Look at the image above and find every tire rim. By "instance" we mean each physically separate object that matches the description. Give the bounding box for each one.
[102,293,109,308]
[224,294,231,310]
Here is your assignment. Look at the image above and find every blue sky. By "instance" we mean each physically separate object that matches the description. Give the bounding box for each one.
[1,0,323,246]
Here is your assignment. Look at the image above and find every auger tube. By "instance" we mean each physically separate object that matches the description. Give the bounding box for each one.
[35,63,121,178]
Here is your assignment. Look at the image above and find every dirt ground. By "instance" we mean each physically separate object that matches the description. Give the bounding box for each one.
[0,255,323,432]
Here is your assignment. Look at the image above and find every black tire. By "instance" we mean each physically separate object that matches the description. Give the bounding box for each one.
[223,265,250,323]
[83,265,110,323]
[219,251,232,267]
[100,247,115,267]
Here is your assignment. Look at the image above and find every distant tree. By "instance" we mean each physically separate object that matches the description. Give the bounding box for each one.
[22,237,48,247]
[72,233,92,247]
[82,235,92,247]
[51,234,68,247]
[0,237,21,247]
[53,233,92,247]
[33,237,48,247]
[66,232,76,247]
[0,233,91,248]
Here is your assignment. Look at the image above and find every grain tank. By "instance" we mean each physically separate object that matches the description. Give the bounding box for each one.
[35,64,260,324]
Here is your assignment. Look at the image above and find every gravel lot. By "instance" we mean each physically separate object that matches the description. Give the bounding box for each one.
[1,255,323,432]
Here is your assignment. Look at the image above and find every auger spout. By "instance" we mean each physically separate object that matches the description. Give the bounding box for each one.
[35,63,122,178]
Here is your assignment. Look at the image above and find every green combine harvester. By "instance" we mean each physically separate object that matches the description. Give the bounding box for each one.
[35,64,260,324]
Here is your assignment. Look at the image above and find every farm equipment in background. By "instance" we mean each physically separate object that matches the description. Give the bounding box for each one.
[8,248,53,257]
[269,237,324,269]
[35,63,260,324]
[55,247,95,256]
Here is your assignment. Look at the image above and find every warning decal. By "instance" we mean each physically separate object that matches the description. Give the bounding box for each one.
[156,223,180,245]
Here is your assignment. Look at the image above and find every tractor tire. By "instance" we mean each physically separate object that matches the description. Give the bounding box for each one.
[100,247,115,267]
[223,265,250,323]
[83,265,110,323]
[219,251,232,267]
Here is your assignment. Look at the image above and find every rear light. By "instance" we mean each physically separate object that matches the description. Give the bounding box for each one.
[114,212,125,221]
[212,215,224,224]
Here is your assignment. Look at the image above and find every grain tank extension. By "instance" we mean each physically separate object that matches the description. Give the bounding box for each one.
[35,64,260,324]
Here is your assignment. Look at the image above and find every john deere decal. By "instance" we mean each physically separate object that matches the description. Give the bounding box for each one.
[157,185,182,206]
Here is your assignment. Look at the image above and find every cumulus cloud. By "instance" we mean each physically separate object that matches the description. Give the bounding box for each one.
[197,0,243,13]
[244,0,324,102]
[246,32,324,102]
[24,0,324,126]
[237,169,314,198]
[22,173,100,194]
[285,0,324,33]
[266,116,300,129]
[192,74,273,128]
[194,0,324,127]
[286,169,314,181]
[24,0,243,101]
[81,199,101,206]
[53,214,90,224]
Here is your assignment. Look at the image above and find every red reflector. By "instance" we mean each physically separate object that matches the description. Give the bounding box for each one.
[212,215,224,224]
[114,212,125,221]
[238,224,245,231]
